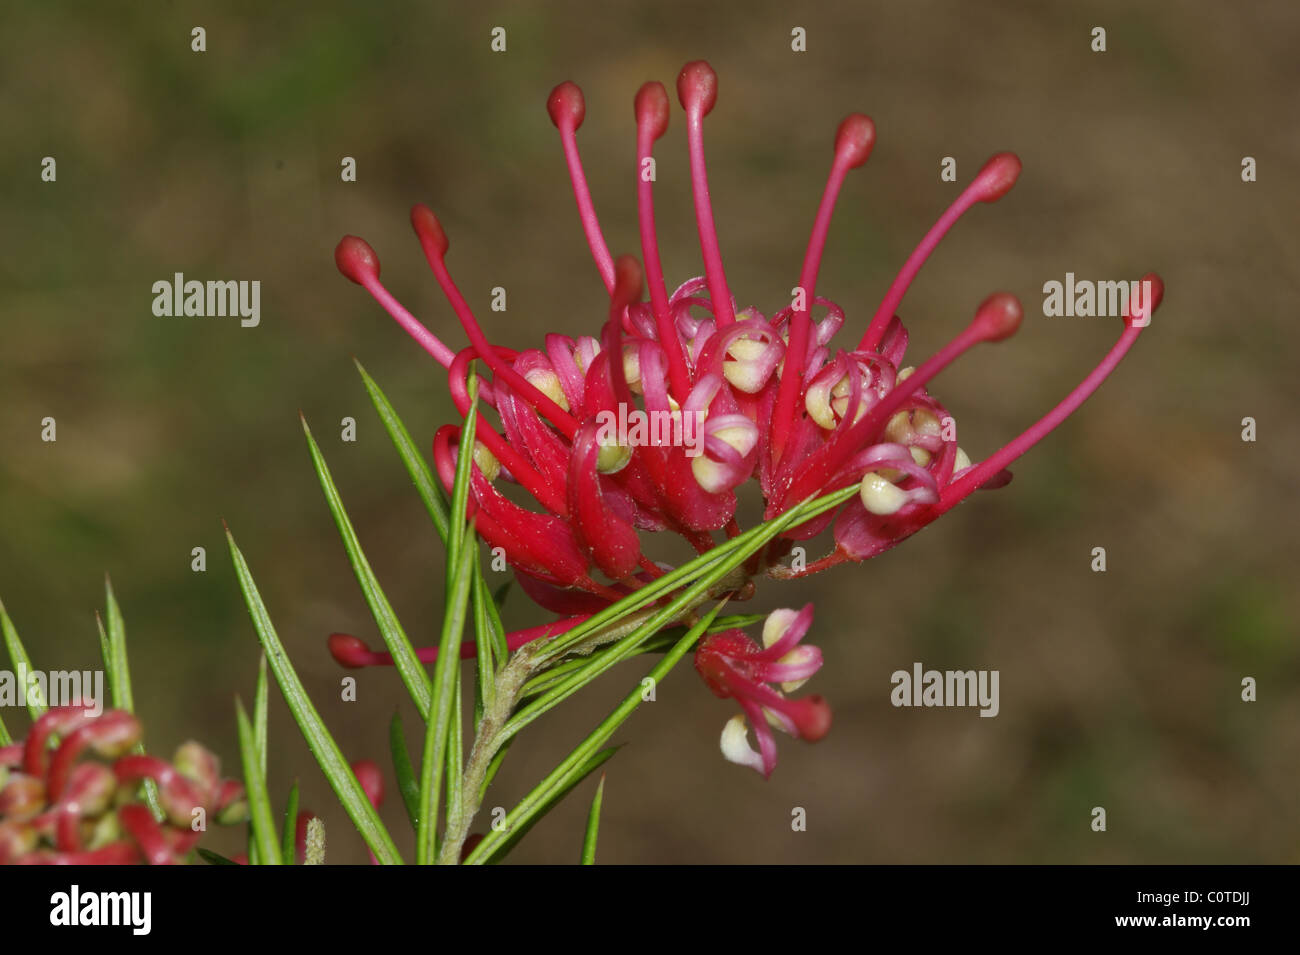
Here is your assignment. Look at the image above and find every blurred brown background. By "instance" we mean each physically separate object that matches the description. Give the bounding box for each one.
[1,0,1296,863]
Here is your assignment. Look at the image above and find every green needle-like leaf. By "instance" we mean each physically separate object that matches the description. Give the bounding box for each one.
[0,596,45,719]
[96,600,163,822]
[95,613,111,695]
[302,415,434,721]
[416,538,476,864]
[483,575,509,662]
[467,603,727,865]
[388,711,421,829]
[226,526,403,864]
[0,707,10,746]
[447,368,479,573]
[471,561,498,727]
[355,359,450,543]
[581,774,605,865]
[236,697,281,866]
[536,486,857,665]
[281,780,300,865]
[518,613,765,701]
[254,652,269,779]
[500,495,854,739]
[445,677,464,843]
[482,748,617,865]
[102,576,134,712]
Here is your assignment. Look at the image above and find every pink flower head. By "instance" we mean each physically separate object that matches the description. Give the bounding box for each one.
[695,605,829,778]
[0,707,246,865]
[335,60,1162,593]
[333,61,1163,773]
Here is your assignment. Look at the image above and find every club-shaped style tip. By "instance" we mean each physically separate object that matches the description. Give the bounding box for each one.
[335,236,380,285]
[410,203,449,256]
[973,152,1022,202]
[835,113,876,169]
[790,694,833,741]
[635,81,670,140]
[328,632,372,668]
[677,60,718,116]
[969,291,1024,342]
[1127,271,1165,327]
[611,253,644,305]
[547,80,586,130]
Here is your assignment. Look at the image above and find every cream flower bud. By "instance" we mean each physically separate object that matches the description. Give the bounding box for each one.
[523,367,569,411]
[473,441,502,482]
[595,433,631,474]
[622,346,643,394]
[719,715,765,774]
[859,471,909,515]
[691,418,758,492]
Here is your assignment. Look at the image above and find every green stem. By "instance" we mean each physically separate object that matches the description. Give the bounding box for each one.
[437,642,541,864]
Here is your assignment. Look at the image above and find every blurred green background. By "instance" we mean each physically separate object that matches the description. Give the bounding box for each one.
[1,0,1296,863]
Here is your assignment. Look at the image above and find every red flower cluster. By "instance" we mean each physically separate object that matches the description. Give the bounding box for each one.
[333,61,1162,774]
[0,707,246,864]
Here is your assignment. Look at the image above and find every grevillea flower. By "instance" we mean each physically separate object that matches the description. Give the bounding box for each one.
[0,706,247,864]
[333,61,1163,776]
[695,606,829,778]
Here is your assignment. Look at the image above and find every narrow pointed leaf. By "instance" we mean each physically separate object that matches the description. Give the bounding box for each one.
[281,780,300,865]
[226,527,402,864]
[504,497,822,734]
[356,359,450,543]
[254,652,269,779]
[302,415,433,721]
[471,562,497,727]
[416,537,476,864]
[518,612,766,701]
[445,677,464,844]
[96,605,163,821]
[467,603,726,864]
[537,486,857,664]
[447,368,479,575]
[480,748,618,865]
[0,597,45,719]
[102,576,134,712]
[581,774,605,865]
[388,712,421,828]
[236,698,281,866]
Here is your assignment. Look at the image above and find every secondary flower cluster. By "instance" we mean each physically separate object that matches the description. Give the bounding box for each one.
[333,61,1162,776]
[696,605,829,777]
[0,707,247,864]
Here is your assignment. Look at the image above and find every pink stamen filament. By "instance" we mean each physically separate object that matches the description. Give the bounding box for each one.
[678,62,735,327]
[778,550,851,578]
[335,236,458,368]
[636,82,693,401]
[549,82,616,293]
[771,114,875,463]
[357,274,458,368]
[859,153,1021,352]
[638,555,666,578]
[412,207,580,439]
[446,349,567,515]
[332,617,591,667]
[936,288,1157,513]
